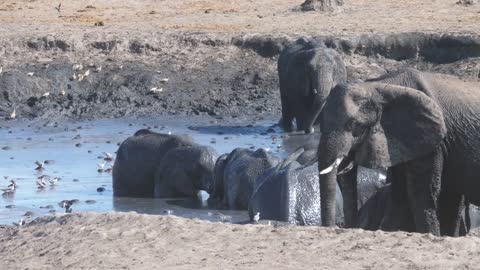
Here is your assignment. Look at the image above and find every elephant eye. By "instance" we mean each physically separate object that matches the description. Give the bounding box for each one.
[345,119,355,131]
[346,119,366,137]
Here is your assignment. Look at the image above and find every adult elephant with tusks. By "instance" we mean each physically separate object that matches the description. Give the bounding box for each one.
[317,68,480,236]
[278,38,347,134]
[112,129,217,198]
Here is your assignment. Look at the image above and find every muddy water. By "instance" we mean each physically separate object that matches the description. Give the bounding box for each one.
[0,116,318,225]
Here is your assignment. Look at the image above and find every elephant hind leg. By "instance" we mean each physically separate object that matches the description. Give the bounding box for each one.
[439,190,467,237]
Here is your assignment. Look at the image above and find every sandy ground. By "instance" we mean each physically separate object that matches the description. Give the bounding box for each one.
[2,1,480,269]
[0,0,479,36]
[0,212,479,270]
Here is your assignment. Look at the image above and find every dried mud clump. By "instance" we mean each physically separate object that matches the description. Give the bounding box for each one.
[300,0,344,12]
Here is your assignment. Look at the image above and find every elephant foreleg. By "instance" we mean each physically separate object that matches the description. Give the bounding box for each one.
[381,166,415,232]
[405,149,443,235]
[280,95,294,132]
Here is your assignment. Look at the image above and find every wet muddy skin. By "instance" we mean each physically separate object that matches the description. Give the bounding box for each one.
[0,116,317,225]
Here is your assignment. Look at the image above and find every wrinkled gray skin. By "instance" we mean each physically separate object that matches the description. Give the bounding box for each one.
[113,129,217,198]
[318,68,480,236]
[278,38,347,134]
[208,148,280,210]
[249,160,344,226]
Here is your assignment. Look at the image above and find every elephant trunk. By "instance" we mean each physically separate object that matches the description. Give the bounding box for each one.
[304,72,333,134]
[318,166,338,226]
[318,132,353,226]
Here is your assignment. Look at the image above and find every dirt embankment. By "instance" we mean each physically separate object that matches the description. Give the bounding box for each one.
[0,0,479,122]
[1,32,480,122]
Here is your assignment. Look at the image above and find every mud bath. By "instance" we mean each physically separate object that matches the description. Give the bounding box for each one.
[0,115,320,225]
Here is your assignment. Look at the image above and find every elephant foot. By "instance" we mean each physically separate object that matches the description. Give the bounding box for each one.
[279,118,294,132]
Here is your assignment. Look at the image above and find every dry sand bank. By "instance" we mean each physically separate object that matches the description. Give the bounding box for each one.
[1,212,480,270]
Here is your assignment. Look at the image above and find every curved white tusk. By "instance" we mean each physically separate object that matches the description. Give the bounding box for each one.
[337,161,354,175]
[319,157,343,175]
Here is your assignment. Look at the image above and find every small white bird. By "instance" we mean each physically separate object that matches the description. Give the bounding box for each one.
[27,72,34,76]
[84,69,90,77]
[253,212,261,223]
[72,64,83,71]
[36,179,47,189]
[150,87,164,93]
[97,162,105,173]
[35,161,45,170]
[1,181,16,195]
[49,177,60,186]
[102,152,113,161]
[219,214,232,223]
[7,179,17,189]
[55,3,61,13]
[13,218,26,227]
[160,78,169,83]
[60,90,66,96]
[95,66,102,73]
[59,200,74,213]
[35,160,54,170]
[0,66,3,74]
[42,92,50,97]
[9,109,16,120]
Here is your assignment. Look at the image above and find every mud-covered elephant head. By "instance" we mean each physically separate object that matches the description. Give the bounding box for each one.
[278,39,347,134]
[317,82,447,226]
[154,145,217,198]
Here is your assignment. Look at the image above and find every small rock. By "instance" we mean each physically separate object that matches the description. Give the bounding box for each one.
[96,187,105,192]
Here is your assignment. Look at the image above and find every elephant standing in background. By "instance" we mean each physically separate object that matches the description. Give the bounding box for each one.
[317,68,480,236]
[113,129,217,198]
[208,148,280,210]
[278,38,347,134]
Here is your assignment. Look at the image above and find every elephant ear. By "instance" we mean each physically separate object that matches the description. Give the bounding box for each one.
[355,83,447,168]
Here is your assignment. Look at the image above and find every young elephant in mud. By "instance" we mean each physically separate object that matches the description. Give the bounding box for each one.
[208,148,280,210]
[112,129,217,198]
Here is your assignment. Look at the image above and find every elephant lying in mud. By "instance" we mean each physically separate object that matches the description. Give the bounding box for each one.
[278,38,347,134]
[207,148,280,210]
[248,150,390,226]
[317,68,480,236]
[248,150,343,226]
[112,129,217,198]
